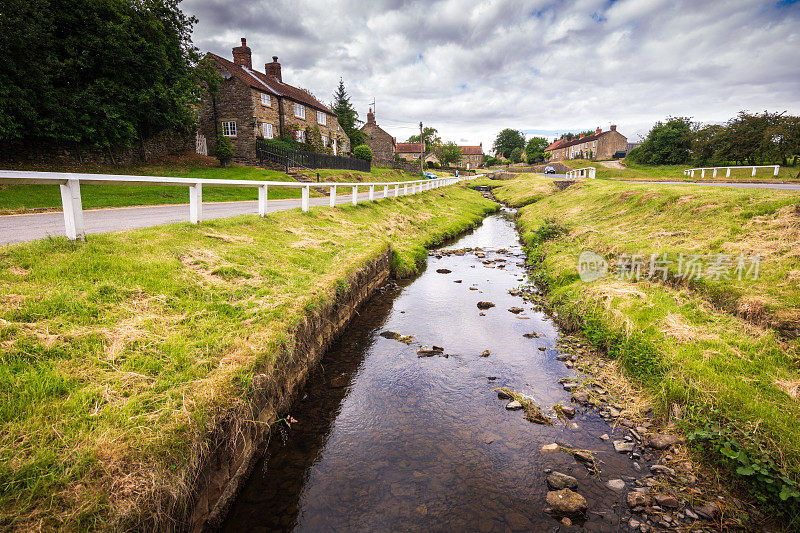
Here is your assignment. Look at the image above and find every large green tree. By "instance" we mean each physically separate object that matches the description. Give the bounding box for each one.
[626,117,694,165]
[524,136,549,164]
[0,0,201,147]
[492,129,525,158]
[434,142,462,167]
[331,79,364,150]
[407,127,441,154]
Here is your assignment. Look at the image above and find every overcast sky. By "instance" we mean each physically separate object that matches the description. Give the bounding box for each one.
[183,0,800,153]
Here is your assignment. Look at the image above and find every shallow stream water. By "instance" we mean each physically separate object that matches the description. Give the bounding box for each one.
[223,209,644,532]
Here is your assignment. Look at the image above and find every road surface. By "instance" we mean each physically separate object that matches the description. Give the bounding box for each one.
[0,192,379,245]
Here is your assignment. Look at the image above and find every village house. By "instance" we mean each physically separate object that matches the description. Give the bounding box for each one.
[359,108,395,162]
[458,144,484,168]
[546,126,627,161]
[198,38,350,164]
[395,142,423,161]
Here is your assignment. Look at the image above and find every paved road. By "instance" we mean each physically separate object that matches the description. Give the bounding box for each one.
[0,192,381,245]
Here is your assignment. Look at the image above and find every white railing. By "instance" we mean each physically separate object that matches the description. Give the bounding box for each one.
[565,167,596,179]
[0,170,470,241]
[683,165,780,178]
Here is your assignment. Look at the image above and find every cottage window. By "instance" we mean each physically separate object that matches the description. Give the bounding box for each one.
[262,123,273,139]
[322,135,328,147]
[317,111,326,125]
[261,93,271,106]
[593,141,596,148]
[296,129,306,143]
[221,120,237,137]
[294,103,305,119]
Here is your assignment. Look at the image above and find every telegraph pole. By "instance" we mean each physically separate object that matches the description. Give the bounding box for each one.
[419,121,424,174]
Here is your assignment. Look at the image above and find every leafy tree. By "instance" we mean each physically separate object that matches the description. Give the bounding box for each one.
[435,142,463,167]
[626,117,693,165]
[408,127,441,154]
[525,136,549,164]
[510,147,523,163]
[215,135,233,167]
[353,144,372,161]
[492,129,525,158]
[331,79,364,150]
[691,124,726,166]
[0,0,201,147]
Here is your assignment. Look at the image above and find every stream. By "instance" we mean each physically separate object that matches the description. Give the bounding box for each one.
[223,208,647,532]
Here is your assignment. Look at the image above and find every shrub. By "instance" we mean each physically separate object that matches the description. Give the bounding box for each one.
[215,135,233,167]
[305,125,325,153]
[260,137,298,152]
[510,147,523,163]
[353,144,373,161]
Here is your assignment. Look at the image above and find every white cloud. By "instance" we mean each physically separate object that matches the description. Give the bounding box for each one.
[182,0,800,151]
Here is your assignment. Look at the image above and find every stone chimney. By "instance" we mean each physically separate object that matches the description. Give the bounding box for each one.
[367,108,375,124]
[266,56,282,82]
[610,124,617,131]
[232,38,252,69]
[596,127,601,134]
[579,133,585,139]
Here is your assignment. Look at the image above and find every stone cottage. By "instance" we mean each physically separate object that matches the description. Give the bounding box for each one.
[547,126,627,161]
[198,38,350,164]
[395,142,423,161]
[458,144,484,168]
[360,109,395,162]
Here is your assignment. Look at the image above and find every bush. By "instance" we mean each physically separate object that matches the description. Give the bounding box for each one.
[353,144,373,161]
[427,161,440,169]
[215,135,233,167]
[510,147,523,163]
[260,137,298,152]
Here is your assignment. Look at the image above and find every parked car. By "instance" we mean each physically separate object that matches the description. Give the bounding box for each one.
[544,166,556,174]
[423,172,437,179]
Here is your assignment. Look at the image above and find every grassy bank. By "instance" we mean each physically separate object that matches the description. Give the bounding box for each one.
[0,157,422,214]
[0,186,496,529]
[511,178,800,519]
[467,173,557,207]
[561,158,800,182]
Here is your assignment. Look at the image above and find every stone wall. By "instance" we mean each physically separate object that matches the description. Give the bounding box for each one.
[361,123,395,161]
[279,101,349,155]
[374,159,421,174]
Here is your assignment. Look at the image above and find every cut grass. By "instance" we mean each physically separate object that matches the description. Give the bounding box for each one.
[560,158,800,182]
[466,173,558,207]
[0,185,497,529]
[513,179,800,519]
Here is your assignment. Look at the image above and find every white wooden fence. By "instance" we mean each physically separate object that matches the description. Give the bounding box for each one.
[565,167,596,179]
[0,170,468,241]
[683,165,780,178]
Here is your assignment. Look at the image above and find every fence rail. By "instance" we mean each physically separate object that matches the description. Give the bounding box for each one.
[565,167,596,179]
[0,170,469,241]
[256,140,370,172]
[683,165,780,178]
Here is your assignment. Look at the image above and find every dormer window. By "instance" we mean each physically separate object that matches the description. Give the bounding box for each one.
[317,111,326,125]
[261,93,271,106]
[294,103,305,119]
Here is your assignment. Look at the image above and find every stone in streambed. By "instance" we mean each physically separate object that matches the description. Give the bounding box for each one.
[497,389,512,399]
[546,489,587,516]
[547,471,578,490]
[506,400,523,410]
[436,268,451,274]
[508,306,524,314]
[647,433,680,450]
[477,301,495,309]
[480,349,491,357]
[606,479,626,491]
[571,391,590,404]
[613,440,635,453]
[655,494,680,509]
[541,443,560,453]
[626,491,650,512]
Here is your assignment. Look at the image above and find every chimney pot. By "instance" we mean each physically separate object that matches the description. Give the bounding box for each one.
[610,124,617,131]
[367,108,375,124]
[596,127,601,134]
[232,37,252,69]
[579,133,585,139]
[266,56,282,82]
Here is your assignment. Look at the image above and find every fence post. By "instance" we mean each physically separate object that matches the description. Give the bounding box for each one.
[691,170,695,178]
[258,185,268,216]
[404,184,408,195]
[752,166,757,177]
[330,185,337,207]
[774,165,780,176]
[701,169,705,178]
[713,168,718,178]
[301,185,310,211]
[383,185,389,198]
[394,184,399,197]
[726,168,731,177]
[189,183,202,224]
[59,179,85,240]
[369,185,375,201]
[352,185,358,205]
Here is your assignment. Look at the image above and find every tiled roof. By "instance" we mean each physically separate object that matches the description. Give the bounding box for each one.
[544,139,564,151]
[459,145,483,155]
[207,53,334,115]
[550,132,608,150]
[396,142,422,153]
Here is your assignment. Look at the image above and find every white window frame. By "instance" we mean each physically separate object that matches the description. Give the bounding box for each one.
[296,129,306,143]
[322,135,328,147]
[260,93,271,106]
[317,111,326,125]
[221,120,237,137]
[262,123,273,139]
[294,103,305,119]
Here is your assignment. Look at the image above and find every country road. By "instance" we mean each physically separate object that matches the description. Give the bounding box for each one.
[0,192,377,245]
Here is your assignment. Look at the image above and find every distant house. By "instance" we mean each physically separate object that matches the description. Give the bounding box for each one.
[198,38,350,164]
[360,109,395,161]
[396,142,423,161]
[458,144,484,169]
[547,126,627,161]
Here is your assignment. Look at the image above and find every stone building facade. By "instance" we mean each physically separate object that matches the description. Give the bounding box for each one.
[360,109,396,161]
[198,38,350,164]
[395,142,423,161]
[547,126,627,161]
[458,144,484,168]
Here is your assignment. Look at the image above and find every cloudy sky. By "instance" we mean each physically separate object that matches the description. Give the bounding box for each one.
[184,0,800,152]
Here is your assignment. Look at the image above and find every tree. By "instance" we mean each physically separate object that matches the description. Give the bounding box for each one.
[626,117,693,165]
[353,144,372,161]
[435,142,463,167]
[510,147,523,163]
[492,129,525,158]
[408,127,441,154]
[331,79,363,151]
[0,0,201,147]
[691,124,726,166]
[525,136,549,164]
[215,135,233,167]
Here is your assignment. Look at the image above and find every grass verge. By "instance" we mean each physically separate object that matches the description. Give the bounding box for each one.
[561,158,800,182]
[513,179,800,521]
[0,185,497,529]
[466,173,558,207]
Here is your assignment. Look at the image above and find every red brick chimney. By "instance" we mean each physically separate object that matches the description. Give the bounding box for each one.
[596,127,601,134]
[232,38,252,69]
[579,133,585,139]
[266,56,282,82]
[610,124,617,131]
[367,108,375,124]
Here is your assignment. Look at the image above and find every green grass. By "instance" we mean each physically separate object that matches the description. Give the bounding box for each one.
[466,173,557,207]
[512,179,800,520]
[560,158,800,182]
[0,185,496,529]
